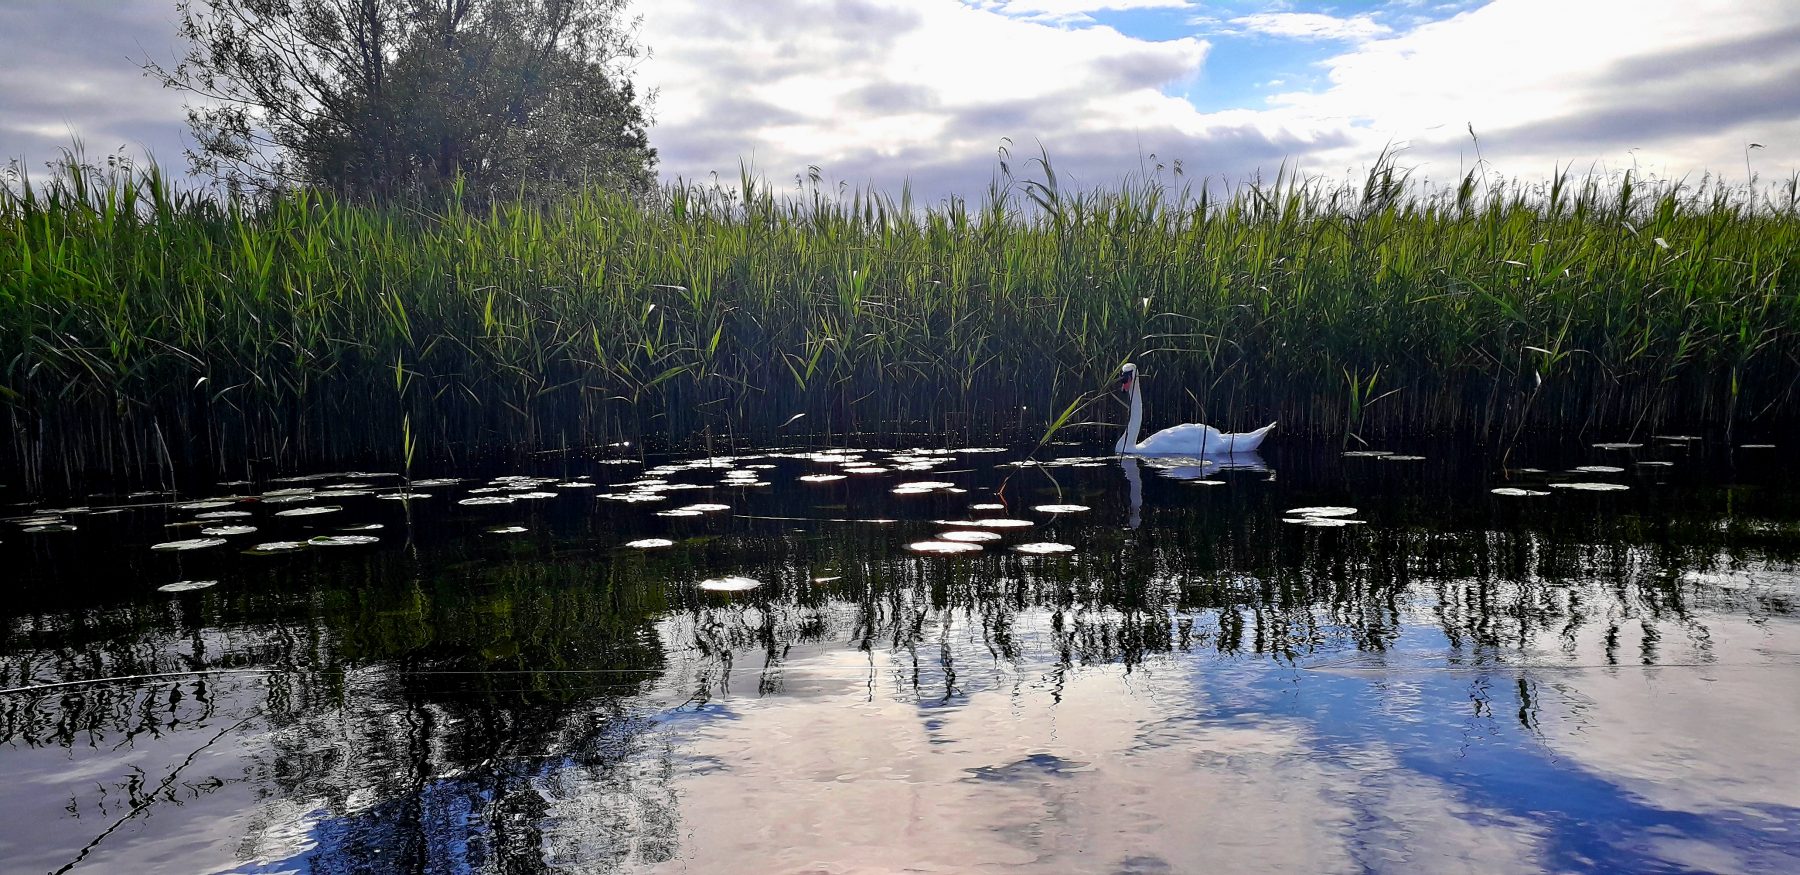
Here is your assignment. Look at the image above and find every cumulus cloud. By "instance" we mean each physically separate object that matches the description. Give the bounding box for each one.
[638,0,1290,199]
[3,0,1797,198]
[1261,0,1800,180]
[972,0,1194,23]
[1222,12,1392,42]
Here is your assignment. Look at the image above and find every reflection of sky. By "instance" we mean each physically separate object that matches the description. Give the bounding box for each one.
[1206,619,1800,873]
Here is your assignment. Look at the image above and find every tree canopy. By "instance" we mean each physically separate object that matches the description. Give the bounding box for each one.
[150,0,657,199]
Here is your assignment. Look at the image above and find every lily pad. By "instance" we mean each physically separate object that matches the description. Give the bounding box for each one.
[798,474,847,483]
[486,526,529,534]
[1012,542,1076,554]
[247,541,308,554]
[458,496,517,506]
[624,538,674,549]
[1572,465,1625,474]
[1549,482,1630,491]
[200,525,258,536]
[939,530,1002,542]
[196,510,254,519]
[152,538,228,551]
[970,503,1006,511]
[1491,488,1551,497]
[698,576,762,592]
[274,505,342,517]
[1592,442,1643,450]
[908,540,983,554]
[1286,507,1358,518]
[1033,504,1090,514]
[308,535,379,546]
[656,509,703,517]
[682,503,731,512]
[158,580,218,593]
[24,523,77,533]
[178,501,235,511]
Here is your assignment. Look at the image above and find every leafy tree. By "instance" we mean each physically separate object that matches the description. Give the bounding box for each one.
[148,0,657,199]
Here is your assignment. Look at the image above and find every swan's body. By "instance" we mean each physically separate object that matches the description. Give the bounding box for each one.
[1114,363,1275,455]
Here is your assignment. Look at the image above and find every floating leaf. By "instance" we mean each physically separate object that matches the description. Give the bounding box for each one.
[308,535,379,546]
[248,541,308,554]
[1572,465,1625,473]
[486,526,529,534]
[1033,504,1090,514]
[624,538,674,549]
[178,501,235,511]
[1287,507,1358,518]
[24,523,76,533]
[200,525,257,536]
[1013,542,1075,554]
[939,530,1002,542]
[459,496,517,506]
[158,580,218,593]
[152,538,228,551]
[1592,442,1643,450]
[908,540,983,554]
[196,510,254,519]
[682,503,731,512]
[799,474,847,483]
[1549,482,1630,491]
[274,505,342,517]
[1491,488,1551,497]
[656,509,703,517]
[699,576,761,592]
[934,518,1034,528]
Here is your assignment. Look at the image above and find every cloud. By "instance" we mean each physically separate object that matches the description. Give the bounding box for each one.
[1223,12,1393,42]
[1257,0,1800,180]
[971,0,1194,23]
[0,0,193,174]
[640,0,1286,200]
[4,0,1798,199]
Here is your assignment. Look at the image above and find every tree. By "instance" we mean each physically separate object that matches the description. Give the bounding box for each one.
[148,0,657,199]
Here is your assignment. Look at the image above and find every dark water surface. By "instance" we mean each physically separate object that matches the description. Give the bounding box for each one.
[3,441,1798,874]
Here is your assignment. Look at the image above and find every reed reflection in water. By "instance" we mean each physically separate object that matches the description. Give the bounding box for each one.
[1,441,1797,872]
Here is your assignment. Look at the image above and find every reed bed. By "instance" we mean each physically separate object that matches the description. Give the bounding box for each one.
[3,156,1797,490]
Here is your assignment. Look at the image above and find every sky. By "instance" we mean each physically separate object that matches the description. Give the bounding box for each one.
[3,0,1798,200]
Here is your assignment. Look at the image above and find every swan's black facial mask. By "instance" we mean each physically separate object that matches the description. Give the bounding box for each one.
[1118,374,1134,393]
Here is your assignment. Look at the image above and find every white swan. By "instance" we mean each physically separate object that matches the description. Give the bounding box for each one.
[1114,363,1276,455]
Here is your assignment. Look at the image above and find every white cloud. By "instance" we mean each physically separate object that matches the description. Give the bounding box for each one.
[1225,12,1393,42]
[972,0,1193,22]
[638,0,1308,199]
[4,0,1797,198]
[1259,0,1800,180]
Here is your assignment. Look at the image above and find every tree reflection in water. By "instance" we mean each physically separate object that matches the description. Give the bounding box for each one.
[2,443,1797,872]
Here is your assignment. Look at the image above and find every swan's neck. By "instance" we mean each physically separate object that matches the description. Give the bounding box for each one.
[1117,379,1144,453]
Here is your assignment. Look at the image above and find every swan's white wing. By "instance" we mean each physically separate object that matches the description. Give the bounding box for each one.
[1211,422,1276,452]
[1134,423,1220,455]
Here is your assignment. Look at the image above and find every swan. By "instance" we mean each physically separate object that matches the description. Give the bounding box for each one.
[1114,363,1276,455]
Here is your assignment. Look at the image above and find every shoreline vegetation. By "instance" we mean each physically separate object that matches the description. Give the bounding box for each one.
[3,152,1797,491]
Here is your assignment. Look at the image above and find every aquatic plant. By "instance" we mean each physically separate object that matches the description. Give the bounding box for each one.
[2,153,1796,489]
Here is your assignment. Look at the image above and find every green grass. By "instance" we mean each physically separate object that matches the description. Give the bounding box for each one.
[3,153,1797,489]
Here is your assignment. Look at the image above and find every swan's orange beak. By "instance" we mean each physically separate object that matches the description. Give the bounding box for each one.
[1117,374,1133,393]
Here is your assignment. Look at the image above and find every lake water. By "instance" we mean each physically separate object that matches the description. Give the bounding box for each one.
[3,441,1798,874]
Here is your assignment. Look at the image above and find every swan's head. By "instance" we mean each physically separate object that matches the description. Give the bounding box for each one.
[1117,363,1137,393]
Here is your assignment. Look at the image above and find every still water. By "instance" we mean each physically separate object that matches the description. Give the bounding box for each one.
[2,441,1798,874]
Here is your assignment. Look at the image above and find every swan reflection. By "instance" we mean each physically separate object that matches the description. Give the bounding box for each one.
[1121,450,1276,528]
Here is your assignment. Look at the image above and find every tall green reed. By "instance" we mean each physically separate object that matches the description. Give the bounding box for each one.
[2,151,1795,490]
